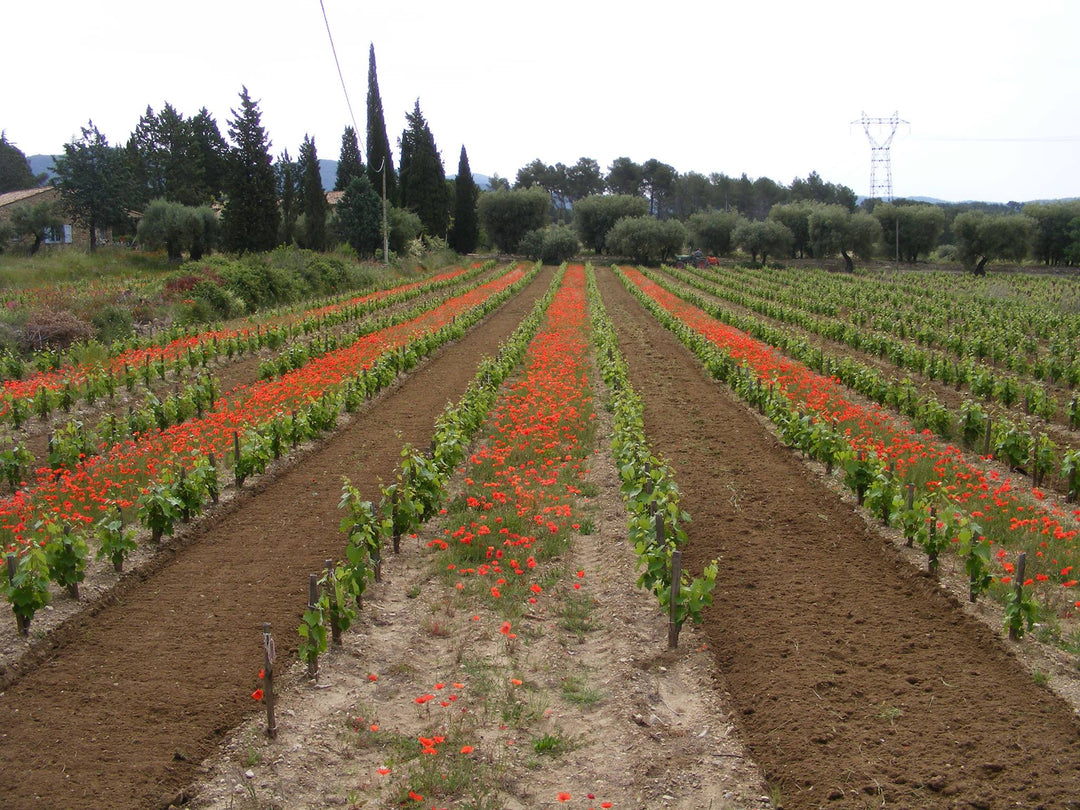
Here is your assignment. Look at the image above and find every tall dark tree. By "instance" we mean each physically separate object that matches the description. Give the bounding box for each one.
[298,135,328,250]
[333,174,382,256]
[221,87,280,253]
[276,149,299,245]
[450,145,479,254]
[334,126,364,191]
[221,86,280,252]
[365,44,397,204]
[0,132,43,192]
[189,108,229,200]
[126,103,211,207]
[53,121,134,250]
[398,100,448,237]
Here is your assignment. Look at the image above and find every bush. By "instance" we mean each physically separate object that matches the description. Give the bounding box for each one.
[520,225,579,264]
[89,304,134,345]
[605,217,686,265]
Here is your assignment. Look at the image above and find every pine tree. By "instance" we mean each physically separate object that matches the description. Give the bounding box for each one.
[450,145,479,254]
[221,87,280,253]
[365,44,397,204]
[334,126,364,191]
[298,135,327,251]
[398,100,448,238]
[0,132,41,192]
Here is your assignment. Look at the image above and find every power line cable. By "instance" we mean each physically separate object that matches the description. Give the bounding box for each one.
[317,0,360,139]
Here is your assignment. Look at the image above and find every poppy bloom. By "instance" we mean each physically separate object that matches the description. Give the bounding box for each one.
[251,688,263,701]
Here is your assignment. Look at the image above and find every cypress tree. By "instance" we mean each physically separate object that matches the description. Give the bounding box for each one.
[298,135,327,251]
[276,149,298,245]
[334,126,364,191]
[333,175,382,257]
[450,145,479,254]
[221,87,279,253]
[365,44,397,204]
[398,99,448,238]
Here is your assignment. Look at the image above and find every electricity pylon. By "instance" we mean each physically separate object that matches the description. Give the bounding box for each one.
[852,111,907,201]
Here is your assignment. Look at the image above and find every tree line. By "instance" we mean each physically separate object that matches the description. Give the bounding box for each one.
[2,45,1078,272]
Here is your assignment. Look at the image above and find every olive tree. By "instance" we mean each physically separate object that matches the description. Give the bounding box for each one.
[952,211,1035,275]
[733,219,793,265]
[605,216,686,264]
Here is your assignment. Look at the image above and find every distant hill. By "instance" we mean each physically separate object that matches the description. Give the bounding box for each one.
[29,155,57,182]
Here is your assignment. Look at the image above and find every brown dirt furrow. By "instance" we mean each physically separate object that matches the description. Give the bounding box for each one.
[595,266,1080,810]
[0,267,553,810]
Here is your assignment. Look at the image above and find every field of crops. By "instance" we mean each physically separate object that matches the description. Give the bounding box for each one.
[1,260,1079,809]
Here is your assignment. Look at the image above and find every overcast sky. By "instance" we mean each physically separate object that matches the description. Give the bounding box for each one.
[4,0,1078,203]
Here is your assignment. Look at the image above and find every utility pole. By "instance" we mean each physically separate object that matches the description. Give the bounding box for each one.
[377,158,389,265]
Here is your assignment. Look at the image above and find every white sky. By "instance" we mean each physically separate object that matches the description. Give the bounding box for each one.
[4,0,1078,203]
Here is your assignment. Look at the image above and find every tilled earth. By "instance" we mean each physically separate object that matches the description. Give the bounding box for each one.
[1,266,1079,810]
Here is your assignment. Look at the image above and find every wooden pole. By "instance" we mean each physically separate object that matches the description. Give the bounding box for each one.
[307,573,320,681]
[326,559,341,646]
[904,484,915,547]
[6,553,26,635]
[983,416,992,457]
[262,623,277,739]
[1010,552,1027,642]
[668,548,682,649]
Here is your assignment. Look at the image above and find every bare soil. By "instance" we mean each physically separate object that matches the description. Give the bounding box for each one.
[2,265,1079,810]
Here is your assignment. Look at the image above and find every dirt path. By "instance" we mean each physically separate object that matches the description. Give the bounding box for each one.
[0,268,554,810]
[595,267,1080,809]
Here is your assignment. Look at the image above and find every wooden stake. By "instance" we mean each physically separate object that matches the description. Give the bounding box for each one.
[983,417,992,457]
[7,553,26,635]
[262,623,277,739]
[307,573,320,681]
[668,548,682,649]
[326,559,341,646]
[905,485,915,547]
[1010,552,1027,642]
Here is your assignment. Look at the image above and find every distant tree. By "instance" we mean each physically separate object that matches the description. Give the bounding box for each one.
[952,211,1035,275]
[486,174,510,192]
[298,135,327,250]
[9,201,62,255]
[189,108,229,200]
[565,157,605,203]
[334,126,364,191]
[366,44,397,204]
[53,121,134,250]
[687,210,744,257]
[641,159,678,218]
[572,194,649,253]
[605,216,686,264]
[126,103,222,208]
[872,203,945,262]
[807,204,882,271]
[276,149,298,245]
[769,201,815,257]
[450,145,479,254]
[670,171,717,219]
[477,187,549,253]
[733,219,793,264]
[790,171,857,211]
[398,100,449,238]
[1024,200,1080,266]
[333,175,381,256]
[0,132,45,192]
[606,157,644,197]
[221,87,280,253]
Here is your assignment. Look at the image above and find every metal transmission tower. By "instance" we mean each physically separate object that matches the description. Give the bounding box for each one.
[852,111,907,201]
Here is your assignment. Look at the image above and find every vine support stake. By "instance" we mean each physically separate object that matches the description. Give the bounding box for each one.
[233,431,242,488]
[1010,552,1027,642]
[6,552,26,635]
[307,573,320,681]
[668,548,682,650]
[262,623,277,739]
[904,484,915,547]
[983,417,992,458]
[927,506,938,577]
[325,559,342,646]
